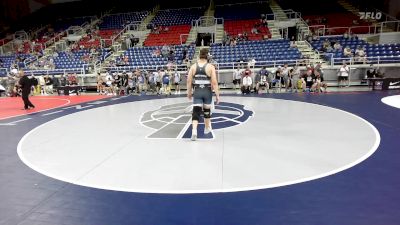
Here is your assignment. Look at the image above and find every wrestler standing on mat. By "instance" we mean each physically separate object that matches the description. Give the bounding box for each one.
[187,48,220,141]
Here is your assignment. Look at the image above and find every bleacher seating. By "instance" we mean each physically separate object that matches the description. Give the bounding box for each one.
[310,36,400,64]
[117,45,195,67]
[53,49,111,69]
[278,0,371,34]
[215,2,272,20]
[99,12,149,30]
[0,38,12,47]
[210,40,302,68]
[278,0,347,15]
[144,25,191,46]
[304,13,371,35]
[224,20,271,40]
[150,8,204,26]
[0,54,33,69]
[159,1,207,9]
[144,8,204,46]
[53,17,93,32]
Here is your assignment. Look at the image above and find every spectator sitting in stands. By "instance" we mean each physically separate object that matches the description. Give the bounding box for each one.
[241,70,252,95]
[82,54,91,63]
[67,73,78,86]
[251,26,259,34]
[312,32,319,41]
[343,46,353,57]
[256,66,270,94]
[311,70,327,93]
[261,16,268,27]
[248,58,256,69]
[104,72,114,95]
[291,65,301,92]
[168,50,175,62]
[355,46,367,64]
[350,32,358,40]
[334,41,342,50]
[366,65,376,78]
[123,55,129,65]
[58,74,66,87]
[343,31,349,39]
[301,69,314,92]
[52,51,59,58]
[272,66,284,88]
[230,38,237,46]
[66,49,74,59]
[290,36,297,48]
[44,75,53,94]
[96,73,104,94]
[182,46,188,60]
[152,25,160,34]
[322,39,332,52]
[152,48,161,57]
[243,32,249,41]
[161,45,169,57]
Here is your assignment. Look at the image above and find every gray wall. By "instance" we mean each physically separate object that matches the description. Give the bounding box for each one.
[379,32,400,44]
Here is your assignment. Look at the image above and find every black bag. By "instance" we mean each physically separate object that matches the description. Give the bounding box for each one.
[31,77,38,86]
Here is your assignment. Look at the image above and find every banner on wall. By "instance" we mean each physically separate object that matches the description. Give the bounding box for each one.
[382,78,400,90]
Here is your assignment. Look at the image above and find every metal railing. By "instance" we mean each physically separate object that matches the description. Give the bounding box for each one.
[100,21,139,48]
[312,25,381,36]
[282,9,301,20]
[22,66,89,76]
[328,56,400,66]
[380,21,400,32]
[265,13,276,21]
[102,10,150,17]
[215,1,268,7]
[101,63,189,73]
[0,68,8,76]
[193,16,224,27]
[126,21,143,31]
[23,55,38,67]
[180,34,189,45]
[33,31,67,53]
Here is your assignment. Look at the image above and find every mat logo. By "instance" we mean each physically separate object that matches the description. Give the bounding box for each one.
[140,102,253,139]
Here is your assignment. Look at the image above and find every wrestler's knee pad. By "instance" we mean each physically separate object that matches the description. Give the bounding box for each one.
[203,108,211,118]
[192,106,202,121]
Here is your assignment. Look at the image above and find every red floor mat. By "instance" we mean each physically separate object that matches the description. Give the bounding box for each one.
[0,95,109,120]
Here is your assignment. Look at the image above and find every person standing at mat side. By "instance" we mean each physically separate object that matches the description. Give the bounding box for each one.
[187,48,220,141]
[18,70,35,110]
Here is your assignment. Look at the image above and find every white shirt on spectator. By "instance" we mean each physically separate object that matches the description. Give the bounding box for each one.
[242,76,252,86]
[281,67,290,77]
[11,68,18,75]
[339,66,350,77]
[355,49,365,57]
[233,69,241,80]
